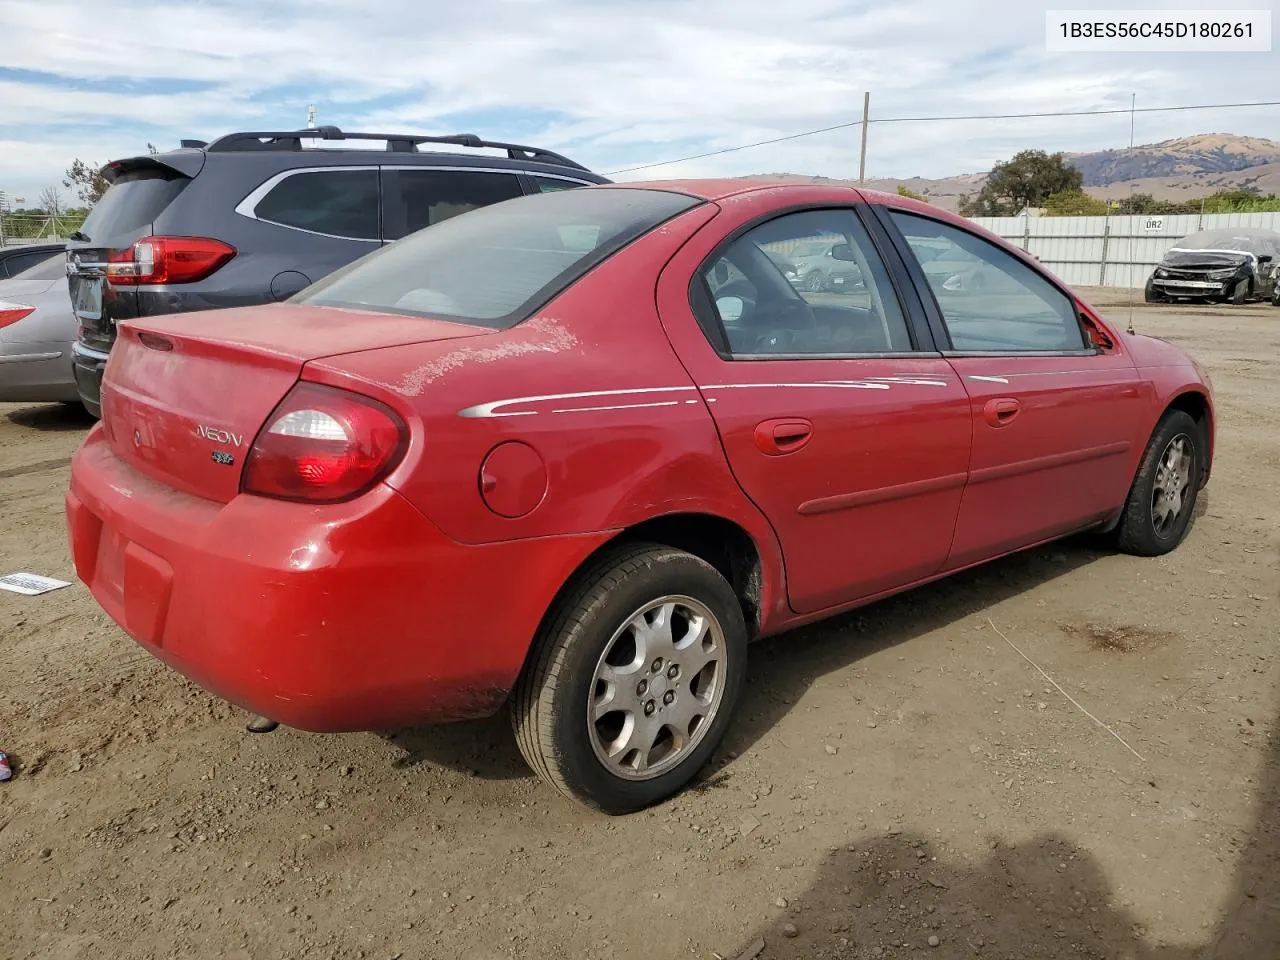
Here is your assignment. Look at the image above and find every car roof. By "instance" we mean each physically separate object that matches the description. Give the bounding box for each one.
[605,179,962,220]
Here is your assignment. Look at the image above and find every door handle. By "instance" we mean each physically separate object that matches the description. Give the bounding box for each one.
[754,418,813,455]
[983,397,1021,427]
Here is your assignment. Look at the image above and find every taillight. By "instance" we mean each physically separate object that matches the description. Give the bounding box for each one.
[106,237,235,286]
[0,301,35,329]
[241,382,408,504]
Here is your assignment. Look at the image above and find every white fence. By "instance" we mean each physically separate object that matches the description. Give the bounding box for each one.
[968,211,1280,290]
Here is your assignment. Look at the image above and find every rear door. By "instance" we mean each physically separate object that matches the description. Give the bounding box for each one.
[879,208,1145,568]
[657,200,972,615]
[66,162,195,352]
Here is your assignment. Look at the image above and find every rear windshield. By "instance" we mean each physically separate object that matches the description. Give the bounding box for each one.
[78,168,190,243]
[11,255,68,281]
[295,187,701,329]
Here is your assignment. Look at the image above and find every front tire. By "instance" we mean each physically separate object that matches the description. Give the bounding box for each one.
[1229,278,1249,305]
[511,544,747,814]
[803,271,824,293]
[1114,410,1203,557]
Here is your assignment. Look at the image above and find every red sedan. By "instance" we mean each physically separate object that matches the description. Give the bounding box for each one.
[66,181,1213,813]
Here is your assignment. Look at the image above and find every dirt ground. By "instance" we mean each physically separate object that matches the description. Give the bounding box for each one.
[1,292,1277,960]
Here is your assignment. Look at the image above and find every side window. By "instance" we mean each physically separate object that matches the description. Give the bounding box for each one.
[529,176,589,193]
[695,208,913,356]
[891,211,1086,353]
[384,170,523,241]
[253,169,380,241]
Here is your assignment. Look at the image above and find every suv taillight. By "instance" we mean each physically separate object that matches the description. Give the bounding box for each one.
[241,382,408,504]
[106,237,236,286]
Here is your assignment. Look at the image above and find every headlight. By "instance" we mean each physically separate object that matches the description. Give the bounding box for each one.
[1208,268,1237,279]
[942,274,963,291]
[1154,268,1168,278]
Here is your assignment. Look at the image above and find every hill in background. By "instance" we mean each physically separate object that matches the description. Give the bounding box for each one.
[749,134,1280,213]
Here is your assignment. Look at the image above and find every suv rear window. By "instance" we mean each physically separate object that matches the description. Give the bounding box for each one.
[383,169,524,240]
[253,169,381,240]
[78,168,189,243]
[296,187,700,329]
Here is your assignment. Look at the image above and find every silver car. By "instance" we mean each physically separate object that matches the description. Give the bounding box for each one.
[0,255,80,406]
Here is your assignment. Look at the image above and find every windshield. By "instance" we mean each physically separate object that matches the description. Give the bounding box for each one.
[297,187,701,329]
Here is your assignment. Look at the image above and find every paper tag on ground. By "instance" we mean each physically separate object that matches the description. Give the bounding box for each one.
[0,573,72,596]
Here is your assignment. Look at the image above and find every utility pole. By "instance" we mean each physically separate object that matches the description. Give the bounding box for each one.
[307,103,317,129]
[858,91,870,184]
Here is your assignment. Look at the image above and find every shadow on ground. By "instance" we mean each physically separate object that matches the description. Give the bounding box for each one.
[729,689,1277,960]
[380,495,1210,780]
[5,400,95,432]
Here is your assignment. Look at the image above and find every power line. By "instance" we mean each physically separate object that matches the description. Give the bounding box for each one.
[605,98,1280,175]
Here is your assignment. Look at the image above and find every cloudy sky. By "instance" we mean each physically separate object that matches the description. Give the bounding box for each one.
[1,0,1276,205]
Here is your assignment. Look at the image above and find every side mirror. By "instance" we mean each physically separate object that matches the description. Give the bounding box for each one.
[829,243,857,262]
[715,295,745,323]
[713,261,729,284]
[1258,254,1273,264]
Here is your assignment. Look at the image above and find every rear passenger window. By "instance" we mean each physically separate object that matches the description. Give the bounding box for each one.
[383,170,523,241]
[695,208,914,356]
[253,169,380,241]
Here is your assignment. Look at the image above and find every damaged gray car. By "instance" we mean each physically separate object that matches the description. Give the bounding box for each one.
[1145,227,1280,305]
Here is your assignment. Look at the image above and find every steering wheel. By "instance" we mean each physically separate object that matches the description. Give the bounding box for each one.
[748,297,816,352]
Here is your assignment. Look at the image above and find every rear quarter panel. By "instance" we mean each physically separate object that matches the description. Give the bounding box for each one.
[304,199,787,609]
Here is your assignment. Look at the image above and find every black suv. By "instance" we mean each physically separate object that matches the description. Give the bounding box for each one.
[67,127,609,416]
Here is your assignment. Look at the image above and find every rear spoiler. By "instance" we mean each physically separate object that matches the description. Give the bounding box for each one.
[101,150,206,184]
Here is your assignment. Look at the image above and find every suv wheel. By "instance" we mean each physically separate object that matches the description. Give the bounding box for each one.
[511,544,747,814]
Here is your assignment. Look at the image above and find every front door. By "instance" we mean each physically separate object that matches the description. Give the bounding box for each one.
[658,204,972,614]
[882,209,1146,568]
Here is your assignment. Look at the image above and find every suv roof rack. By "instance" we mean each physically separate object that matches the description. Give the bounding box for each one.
[201,126,589,171]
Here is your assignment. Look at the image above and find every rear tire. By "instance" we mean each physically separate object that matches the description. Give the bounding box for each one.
[1114,410,1203,557]
[511,544,747,814]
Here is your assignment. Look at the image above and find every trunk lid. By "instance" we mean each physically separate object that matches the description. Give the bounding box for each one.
[67,156,199,351]
[101,303,485,502]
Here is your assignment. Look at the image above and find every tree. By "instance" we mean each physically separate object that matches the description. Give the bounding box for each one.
[38,185,63,217]
[1042,189,1109,216]
[63,159,109,206]
[965,150,1083,216]
[896,185,929,203]
[1114,193,1162,215]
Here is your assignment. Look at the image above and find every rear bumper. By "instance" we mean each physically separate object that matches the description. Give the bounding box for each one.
[71,342,108,417]
[66,426,610,731]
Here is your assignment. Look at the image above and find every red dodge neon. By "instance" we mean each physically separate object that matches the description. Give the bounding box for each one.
[66,181,1213,813]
